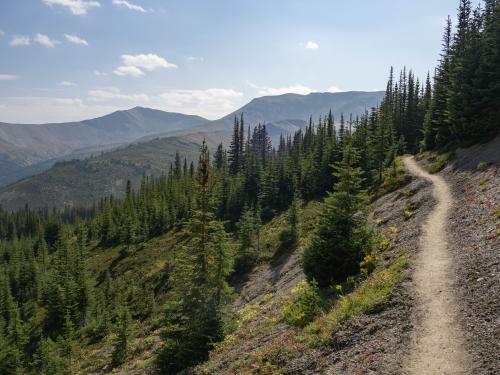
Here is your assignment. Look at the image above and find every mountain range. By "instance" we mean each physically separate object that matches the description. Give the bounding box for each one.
[0,108,208,187]
[0,91,384,210]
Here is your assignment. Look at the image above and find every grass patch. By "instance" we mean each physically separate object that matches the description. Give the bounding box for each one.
[303,254,410,345]
[429,151,455,174]
[404,200,416,220]
[374,156,411,199]
[476,161,492,171]
[415,151,433,161]
[282,281,323,328]
[258,201,321,263]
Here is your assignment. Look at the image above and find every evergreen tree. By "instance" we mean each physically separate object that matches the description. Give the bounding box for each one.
[448,0,475,141]
[157,140,233,373]
[111,308,131,367]
[302,141,375,287]
[33,338,66,375]
[432,16,454,149]
[473,0,500,138]
[235,208,260,272]
[228,116,242,174]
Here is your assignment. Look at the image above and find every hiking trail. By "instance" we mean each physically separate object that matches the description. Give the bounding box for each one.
[403,156,470,375]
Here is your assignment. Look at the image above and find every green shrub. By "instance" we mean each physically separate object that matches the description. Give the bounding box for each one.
[476,162,489,171]
[278,226,297,247]
[378,157,411,196]
[360,252,377,276]
[429,151,455,173]
[403,200,415,220]
[477,161,495,171]
[82,313,111,343]
[282,280,323,327]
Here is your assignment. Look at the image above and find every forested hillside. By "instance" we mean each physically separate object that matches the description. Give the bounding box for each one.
[0,131,229,210]
[0,0,498,374]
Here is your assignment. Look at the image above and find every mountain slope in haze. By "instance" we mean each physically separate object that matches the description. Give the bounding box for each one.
[0,91,384,210]
[180,91,385,135]
[0,107,208,186]
[0,131,228,210]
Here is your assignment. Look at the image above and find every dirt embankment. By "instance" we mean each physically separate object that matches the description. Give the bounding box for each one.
[441,139,500,375]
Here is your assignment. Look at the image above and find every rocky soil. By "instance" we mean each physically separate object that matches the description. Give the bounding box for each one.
[443,138,500,375]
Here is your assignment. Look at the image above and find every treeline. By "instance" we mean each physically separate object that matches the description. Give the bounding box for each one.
[422,0,500,150]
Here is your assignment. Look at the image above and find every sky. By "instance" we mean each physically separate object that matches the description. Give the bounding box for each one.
[0,0,477,123]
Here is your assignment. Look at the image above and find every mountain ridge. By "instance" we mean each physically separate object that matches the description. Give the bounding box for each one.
[0,91,385,209]
[0,107,208,186]
[173,90,385,136]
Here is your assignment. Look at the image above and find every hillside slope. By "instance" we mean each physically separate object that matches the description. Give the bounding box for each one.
[37,137,496,375]
[69,161,427,374]
[438,139,499,374]
[0,107,207,186]
[195,138,499,375]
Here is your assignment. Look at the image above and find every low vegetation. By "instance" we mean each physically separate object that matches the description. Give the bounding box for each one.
[282,280,323,328]
[429,151,456,174]
[304,254,410,345]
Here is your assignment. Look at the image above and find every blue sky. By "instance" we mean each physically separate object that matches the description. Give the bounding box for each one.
[0,0,476,123]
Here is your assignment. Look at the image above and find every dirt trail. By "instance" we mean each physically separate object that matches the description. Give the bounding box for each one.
[403,156,470,375]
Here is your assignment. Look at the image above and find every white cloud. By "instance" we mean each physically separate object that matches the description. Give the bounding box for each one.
[34,33,60,48]
[64,33,88,45]
[159,88,243,119]
[113,65,144,77]
[0,74,20,81]
[42,0,101,16]
[121,53,177,71]
[327,86,343,93]
[114,53,176,77]
[0,30,4,37]
[0,96,125,123]
[305,41,319,50]
[187,56,204,62]
[10,35,30,46]
[94,70,107,76]
[245,80,261,89]
[258,85,315,96]
[88,87,149,101]
[59,80,77,86]
[0,88,244,122]
[247,81,343,96]
[112,0,146,13]
[53,97,84,106]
